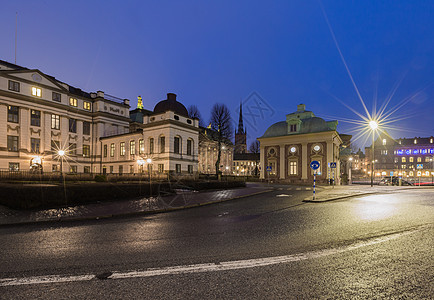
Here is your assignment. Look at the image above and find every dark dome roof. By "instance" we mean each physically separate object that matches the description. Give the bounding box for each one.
[300,117,328,133]
[261,121,287,138]
[154,93,189,117]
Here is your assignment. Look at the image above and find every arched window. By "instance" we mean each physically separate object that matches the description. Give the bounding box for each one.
[187,139,193,155]
[174,136,181,154]
[159,136,165,153]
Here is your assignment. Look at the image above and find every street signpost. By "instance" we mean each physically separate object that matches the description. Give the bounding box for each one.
[310,161,320,200]
[266,166,272,185]
[329,162,336,188]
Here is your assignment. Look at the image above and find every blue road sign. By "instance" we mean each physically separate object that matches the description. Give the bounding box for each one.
[266,166,272,171]
[330,162,337,168]
[310,160,320,170]
[416,164,423,169]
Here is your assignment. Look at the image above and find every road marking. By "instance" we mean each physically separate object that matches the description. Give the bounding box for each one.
[276,194,292,197]
[0,228,423,287]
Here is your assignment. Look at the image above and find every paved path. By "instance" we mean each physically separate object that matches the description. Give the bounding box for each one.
[1,183,431,226]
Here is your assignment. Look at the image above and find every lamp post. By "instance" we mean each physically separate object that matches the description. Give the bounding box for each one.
[369,120,378,187]
[348,157,353,184]
[146,158,152,196]
[58,150,65,181]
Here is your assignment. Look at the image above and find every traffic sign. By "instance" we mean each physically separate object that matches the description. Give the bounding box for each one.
[330,162,337,168]
[417,164,423,169]
[266,166,272,171]
[310,160,320,170]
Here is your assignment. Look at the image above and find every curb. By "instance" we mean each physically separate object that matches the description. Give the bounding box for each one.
[302,192,377,203]
[0,189,273,227]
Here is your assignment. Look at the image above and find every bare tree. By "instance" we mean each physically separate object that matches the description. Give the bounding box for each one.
[210,103,233,177]
[188,105,205,127]
[249,140,260,176]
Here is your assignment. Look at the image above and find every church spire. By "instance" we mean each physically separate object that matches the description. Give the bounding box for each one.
[237,101,244,134]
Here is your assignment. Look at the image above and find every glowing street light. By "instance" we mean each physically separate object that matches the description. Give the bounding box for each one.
[369,120,378,187]
[58,150,65,179]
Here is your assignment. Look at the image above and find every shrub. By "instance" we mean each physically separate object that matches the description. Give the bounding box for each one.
[94,174,107,182]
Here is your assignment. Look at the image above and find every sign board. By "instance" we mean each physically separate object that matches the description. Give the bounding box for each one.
[330,162,337,168]
[266,166,272,171]
[417,164,423,169]
[310,161,320,170]
[390,171,394,176]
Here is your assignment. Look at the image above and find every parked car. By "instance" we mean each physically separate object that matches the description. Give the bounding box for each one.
[379,176,413,186]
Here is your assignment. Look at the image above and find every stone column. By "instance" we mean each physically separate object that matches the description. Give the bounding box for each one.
[301,142,308,180]
[260,145,265,179]
[280,145,285,179]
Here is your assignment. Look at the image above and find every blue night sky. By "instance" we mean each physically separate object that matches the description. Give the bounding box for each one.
[1,1,433,150]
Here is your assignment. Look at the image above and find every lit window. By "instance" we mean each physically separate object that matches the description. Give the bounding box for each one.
[82,145,90,158]
[69,98,78,107]
[139,139,144,154]
[83,101,91,110]
[401,165,406,169]
[402,157,406,162]
[414,139,417,144]
[51,114,60,130]
[120,142,125,156]
[32,87,42,97]
[382,139,386,145]
[430,138,433,143]
[110,143,115,157]
[289,161,297,175]
[409,157,414,162]
[426,157,430,162]
[409,171,414,176]
[130,140,136,155]
[417,157,422,162]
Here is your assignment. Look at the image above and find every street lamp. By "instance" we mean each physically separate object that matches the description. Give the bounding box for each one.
[348,157,353,184]
[146,158,152,196]
[369,120,378,187]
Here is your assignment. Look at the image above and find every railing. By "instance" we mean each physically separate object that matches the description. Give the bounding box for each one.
[104,93,126,104]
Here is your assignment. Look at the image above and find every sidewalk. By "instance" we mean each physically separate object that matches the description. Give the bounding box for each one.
[0,184,271,226]
[303,184,430,202]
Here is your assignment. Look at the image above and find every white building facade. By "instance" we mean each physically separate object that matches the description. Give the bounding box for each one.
[0,60,130,174]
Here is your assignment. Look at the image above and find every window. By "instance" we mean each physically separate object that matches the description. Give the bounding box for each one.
[8,80,20,92]
[110,143,115,157]
[70,166,77,173]
[82,121,90,135]
[30,110,41,126]
[381,150,388,155]
[174,115,180,120]
[8,106,19,123]
[149,138,154,154]
[402,157,406,163]
[187,139,192,155]
[110,166,114,174]
[430,138,433,144]
[103,145,108,157]
[120,142,125,156]
[69,97,78,107]
[426,157,431,162]
[417,157,422,162]
[158,164,164,173]
[7,136,18,152]
[9,163,19,171]
[69,119,77,133]
[409,171,414,176]
[69,143,77,155]
[414,139,417,144]
[32,87,42,97]
[290,124,297,132]
[83,101,91,111]
[289,161,297,175]
[139,139,144,154]
[119,166,123,175]
[160,136,165,153]
[30,138,40,153]
[382,139,387,145]
[130,140,136,155]
[409,157,414,162]
[188,165,193,174]
[174,137,180,154]
[51,114,60,130]
[176,164,181,173]
[84,166,90,173]
[394,158,398,163]
[401,165,406,169]
[83,145,90,157]
[130,165,134,174]
[52,92,61,102]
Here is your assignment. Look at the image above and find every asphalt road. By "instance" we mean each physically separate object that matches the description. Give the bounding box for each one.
[0,187,433,299]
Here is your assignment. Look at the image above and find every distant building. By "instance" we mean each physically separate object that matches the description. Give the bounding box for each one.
[0,60,130,174]
[233,152,260,176]
[365,134,434,181]
[100,93,199,175]
[258,104,343,184]
[198,127,233,175]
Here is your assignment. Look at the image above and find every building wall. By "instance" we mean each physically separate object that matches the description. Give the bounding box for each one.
[0,65,130,173]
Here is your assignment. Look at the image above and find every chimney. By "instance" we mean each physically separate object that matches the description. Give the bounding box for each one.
[167,93,177,101]
[97,91,105,98]
[297,104,306,112]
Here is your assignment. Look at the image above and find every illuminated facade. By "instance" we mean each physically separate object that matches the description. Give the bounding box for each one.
[258,104,342,184]
[0,60,130,173]
[198,127,233,175]
[366,135,434,180]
